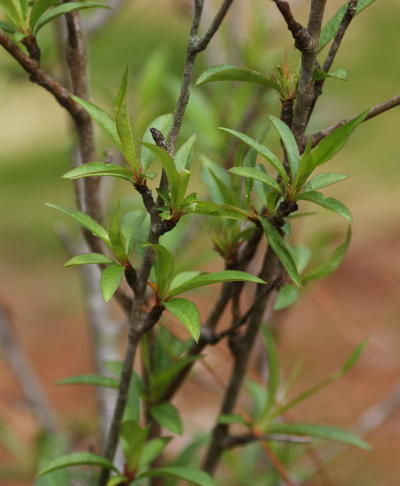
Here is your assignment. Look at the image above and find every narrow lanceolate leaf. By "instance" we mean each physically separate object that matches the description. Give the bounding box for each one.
[140,142,178,192]
[219,127,288,182]
[164,298,201,342]
[294,140,313,189]
[196,64,279,91]
[302,172,348,192]
[138,437,172,468]
[218,414,249,426]
[139,466,217,486]
[114,68,139,170]
[100,263,124,303]
[274,284,300,310]
[71,95,121,149]
[149,403,183,435]
[168,270,266,298]
[64,253,113,267]
[266,423,371,450]
[149,244,175,298]
[120,420,148,472]
[259,218,302,287]
[262,326,280,413]
[56,374,118,388]
[297,191,352,222]
[45,203,110,244]
[175,133,196,171]
[193,201,250,220]
[228,166,282,193]
[304,227,351,281]
[340,337,369,375]
[33,1,109,34]
[30,0,57,29]
[313,67,348,82]
[37,452,118,478]
[311,111,368,168]
[269,115,300,177]
[318,0,376,52]
[108,204,127,263]
[63,162,134,182]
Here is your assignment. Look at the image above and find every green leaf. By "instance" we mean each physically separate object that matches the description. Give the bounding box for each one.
[114,67,139,170]
[70,95,121,150]
[64,253,114,267]
[297,191,352,222]
[30,0,57,29]
[121,210,148,255]
[149,244,175,298]
[139,466,217,486]
[294,140,313,189]
[262,326,279,414]
[138,437,172,468]
[37,452,118,478]
[269,115,299,177]
[108,203,127,263]
[314,67,348,82]
[318,0,376,52]
[340,337,369,375]
[0,19,15,32]
[274,284,300,310]
[168,270,266,298]
[303,172,348,192]
[164,298,201,342]
[140,142,178,193]
[56,374,118,388]
[45,203,110,244]
[259,218,301,287]
[304,227,351,281]
[100,263,124,303]
[228,166,282,193]
[63,162,134,182]
[33,1,109,34]
[149,403,183,435]
[140,113,173,171]
[196,64,279,90]
[218,413,249,426]
[192,201,250,220]
[0,0,21,29]
[175,133,196,171]
[311,111,368,168]
[107,475,129,486]
[219,127,287,181]
[266,423,370,450]
[120,420,148,472]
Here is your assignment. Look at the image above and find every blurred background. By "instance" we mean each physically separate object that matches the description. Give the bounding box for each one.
[0,0,399,484]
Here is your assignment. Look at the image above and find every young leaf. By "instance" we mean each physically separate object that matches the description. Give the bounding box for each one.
[193,201,250,220]
[120,420,148,472]
[261,326,280,414]
[274,284,300,310]
[175,133,196,171]
[164,298,201,342]
[339,337,369,375]
[140,142,178,193]
[37,452,118,478]
[313,67,348,82]
[302,172,348,192]
[100,263,124,303]
[311,111,368,168]
[168,270,266,298]
[297,191,352,222]
[29,0,57,29]
[108,203,127,263]
[304,227,351,281]
[140,113,173,171]
[33,1,109,34]
[259,218,301,287]
[218,414,249,426]
[64,253,114,267]
[114,68,139,170]
[45,203,110,244]
[70,95,121,149]
[196,64,279,91]
[138,437,172,468]
[269,115,300,177]
[229,166,282,193]
[266,423,370,450]
[294,140,313,189]
[318,0,376,52]
[139,466,217,486]
[63,162,134,182]
[56,374,118,388]
[121,210,148,255]
[149,403,183,435]
[219,127,288,182]
[149,244,175,298]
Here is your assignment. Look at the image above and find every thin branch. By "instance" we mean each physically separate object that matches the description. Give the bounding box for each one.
[291,0,327,143]
[0,308,59,432]
[272,0,313,52]
[311,93,400,146]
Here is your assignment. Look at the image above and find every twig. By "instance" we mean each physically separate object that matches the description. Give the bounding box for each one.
[311,93,400,147]
[0,308,59,432]
[291,0,327,144]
